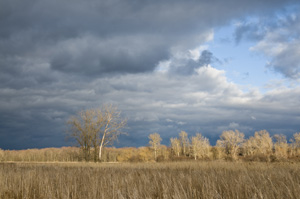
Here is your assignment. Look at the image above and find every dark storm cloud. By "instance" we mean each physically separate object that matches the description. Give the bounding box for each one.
[49,35,169,75]
[2,65,300,149]
[1,0,300,149]
[1,0,298,78]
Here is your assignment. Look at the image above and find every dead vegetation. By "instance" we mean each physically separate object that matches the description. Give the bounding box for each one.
[0,161,300,199]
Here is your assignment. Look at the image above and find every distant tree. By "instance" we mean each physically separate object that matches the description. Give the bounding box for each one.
[243,136,257,157]
[253,130,273,156]
[179,131,189,156]
[170,138,181,157]
[191,133,210,160]
[273,134,288,159]
[116,147,137,162]
[290,132,300,156]
[149,133,162,161]
[159,145,170,161]
[138,147,153,162]
[217,130,244,160]
[0,149,4,161]
[67,104,126,162]
[243,130,273,159]
[211,146,223,160]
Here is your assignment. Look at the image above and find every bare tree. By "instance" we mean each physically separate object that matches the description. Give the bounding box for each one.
[253,130,273,156]
[67,109,101,161]
[170,138,181,157]
[273,134,288,159]
[179,131,189,156]
[148,133,162,161]
[191,133,210,160]
[160,145,170,161]
[67,105,126,162]
[217,130,244,160]
[290,132,300,156]
[0,149,4,161]
[243,130,273,159]
[243,136,257,157]
[98,105,127,161]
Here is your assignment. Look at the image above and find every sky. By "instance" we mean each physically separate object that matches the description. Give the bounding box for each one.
[1,0,300,150]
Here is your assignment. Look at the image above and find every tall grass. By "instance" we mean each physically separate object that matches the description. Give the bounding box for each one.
[0,161,300,199]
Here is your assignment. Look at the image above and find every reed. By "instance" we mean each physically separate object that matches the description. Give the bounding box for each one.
[0,161,299,199]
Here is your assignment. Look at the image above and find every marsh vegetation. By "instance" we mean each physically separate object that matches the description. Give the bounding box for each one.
[1,161,300,199]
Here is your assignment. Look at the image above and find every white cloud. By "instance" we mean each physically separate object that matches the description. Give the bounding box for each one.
[248,12,300,79]
[189,45,209,61]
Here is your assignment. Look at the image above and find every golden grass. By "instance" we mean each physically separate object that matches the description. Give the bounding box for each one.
[0,161,300,199]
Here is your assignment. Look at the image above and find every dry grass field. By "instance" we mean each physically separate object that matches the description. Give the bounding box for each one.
[0,161,300,199]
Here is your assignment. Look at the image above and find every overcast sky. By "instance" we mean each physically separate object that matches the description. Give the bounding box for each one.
[1,0,300,149]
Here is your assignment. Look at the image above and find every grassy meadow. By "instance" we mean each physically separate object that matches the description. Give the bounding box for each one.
[1,161,300,199]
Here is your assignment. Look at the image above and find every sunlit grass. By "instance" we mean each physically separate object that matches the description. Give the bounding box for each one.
[0,161,299,199]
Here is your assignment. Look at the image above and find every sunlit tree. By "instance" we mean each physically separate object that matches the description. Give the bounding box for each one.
[170,138,181,157]
[138,147,153,162]
[243,130,273,159]
[67,104,126,162]
[191,133,210,160]
[254,130,273,156]
[243,136,257,156]
[0,149,4,161]
[149,133,162,161]
[290,132,300,156]
[159,145,170,161]
[217,130,244,160]
[273,134,288,159]
[179,131,189,156]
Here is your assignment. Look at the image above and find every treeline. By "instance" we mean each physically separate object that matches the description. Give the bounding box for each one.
[0,146,157,163]
[165,130,300,162]
[0,147,80,162]
[1,130,300,162]
[0,146,164,162]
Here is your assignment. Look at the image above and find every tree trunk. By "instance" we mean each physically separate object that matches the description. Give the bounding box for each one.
[99,145,103,161]
[99,133,106,161]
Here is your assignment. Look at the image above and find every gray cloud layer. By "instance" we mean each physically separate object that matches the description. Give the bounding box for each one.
[1,0,300,149]
[1,66,300,149]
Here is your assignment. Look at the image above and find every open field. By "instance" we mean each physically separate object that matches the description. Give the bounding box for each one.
[1,161,300,199]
